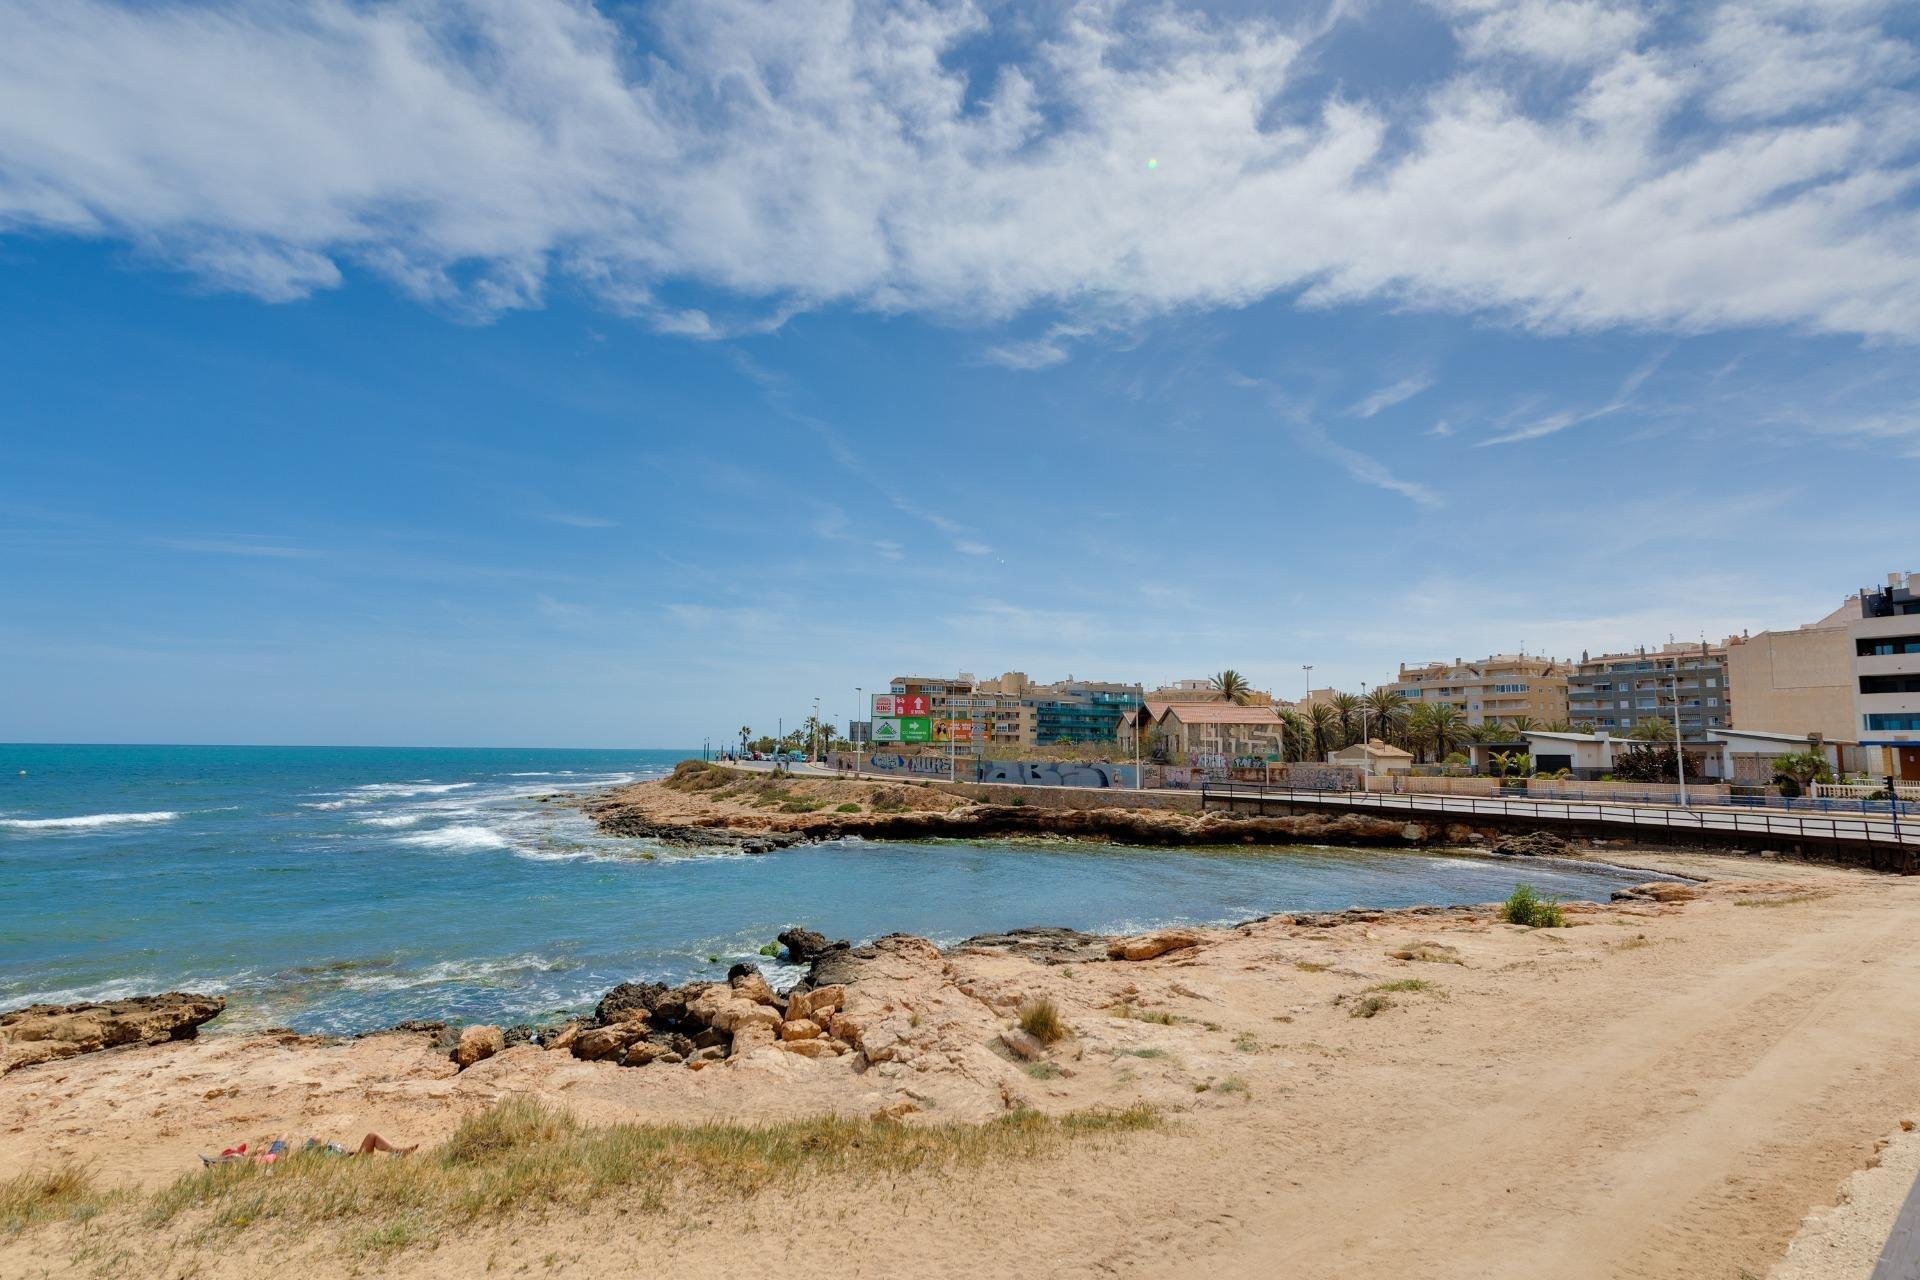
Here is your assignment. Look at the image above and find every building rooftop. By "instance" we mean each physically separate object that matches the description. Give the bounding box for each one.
[1158,703,1283,725]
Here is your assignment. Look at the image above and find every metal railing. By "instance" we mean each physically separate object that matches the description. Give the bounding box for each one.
[1198,779,1919,865]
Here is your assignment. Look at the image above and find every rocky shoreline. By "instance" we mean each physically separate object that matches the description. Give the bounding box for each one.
[576,760,1605,856]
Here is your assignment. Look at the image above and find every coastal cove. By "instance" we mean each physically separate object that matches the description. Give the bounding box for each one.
[0,745,1656,1036]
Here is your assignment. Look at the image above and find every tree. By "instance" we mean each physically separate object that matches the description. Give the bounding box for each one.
[1613,742,1698,783]
[1630,716,1676,742]
[739,726,752,750]
[1404,703,1438,762]
[1278,709,1312,762]
[1307,703,1340,762]
[1330,692,1363,749]
[1364,688,1408,741]
[1771,750,1832,797]
[1426,704,1465,761]
[1210,670,1254,705]
[1508,715,1538,736]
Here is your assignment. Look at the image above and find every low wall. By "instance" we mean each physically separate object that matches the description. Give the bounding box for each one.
[943,781,1202,813]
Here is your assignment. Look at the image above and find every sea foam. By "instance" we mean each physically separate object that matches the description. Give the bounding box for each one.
[0,811,179,830]
[396,825,511,851]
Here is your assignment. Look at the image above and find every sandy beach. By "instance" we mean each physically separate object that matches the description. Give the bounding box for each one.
[5,844,1918,1279]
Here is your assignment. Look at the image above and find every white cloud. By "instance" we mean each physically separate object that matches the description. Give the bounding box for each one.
[1347,372,1434,418]
[0,0,1917,343]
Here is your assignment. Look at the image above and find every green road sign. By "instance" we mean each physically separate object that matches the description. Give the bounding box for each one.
[899,716,932,743]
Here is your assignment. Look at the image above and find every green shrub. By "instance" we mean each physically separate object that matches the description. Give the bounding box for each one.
[1501,883,1565,928]
[758,942,780,957]
[834,802,861,813]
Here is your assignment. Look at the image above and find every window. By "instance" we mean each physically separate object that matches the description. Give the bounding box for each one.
[1706,698,1720,707]
[1867,714,1920,732]
[1857,636,1920,657]
[1860,675,1920,695]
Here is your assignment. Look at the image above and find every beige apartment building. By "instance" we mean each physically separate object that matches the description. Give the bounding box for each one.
[1145,678,1275,706]
[1120,702,1284,762]
[889,674,1036,749]
[1566,642,1730,740]
[1725,602,1858,747]
[1384,654,1570,728]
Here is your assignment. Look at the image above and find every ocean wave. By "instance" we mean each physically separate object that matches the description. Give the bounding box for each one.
[1,974,167,1007]
[349,782,476,798]
[396,825,511,851]
[358,814,423,828]
[0,810,178,830]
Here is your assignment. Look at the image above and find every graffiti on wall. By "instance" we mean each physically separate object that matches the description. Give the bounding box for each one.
[974,760,1140,789]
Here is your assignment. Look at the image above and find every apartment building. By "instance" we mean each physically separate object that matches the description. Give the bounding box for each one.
[1145,678,1275,707]
[1565,642,1730,740]
[1725,602,1858,745]
[888,671,1144,748]
[1852,571,1920,782]
[1384,654,1570,728]
[1120,702,1284,761]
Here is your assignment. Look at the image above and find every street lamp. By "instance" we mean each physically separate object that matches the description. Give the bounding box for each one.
[1668,671,1688,807]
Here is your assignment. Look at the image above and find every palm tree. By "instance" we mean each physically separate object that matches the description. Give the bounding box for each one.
[1278,709,1312,762]
[1427,704,1465,761]
[1306,703,1340,762]
[1330,692,1363,749]
[1210,670,1254,705]
[1508,715,1537,736]
[738,726,752,751]
[1631,716,1676,742]
[1404,703,1437,762]
[1364,688,1407,741]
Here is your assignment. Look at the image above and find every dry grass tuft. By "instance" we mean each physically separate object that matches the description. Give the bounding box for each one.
[1,1165,117,1234]
[1348,995,1391,1019]
[118,1099,1154,1258]
[1018,999,1067,1044]
[1293,961,1331,973]
[1365,978,1443,997]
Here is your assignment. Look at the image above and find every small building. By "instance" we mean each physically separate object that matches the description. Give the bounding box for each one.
[1705,728,1851,786]
[1517,730,1620,780]
[1121,702,1283,763]
[1326,738,1414,777]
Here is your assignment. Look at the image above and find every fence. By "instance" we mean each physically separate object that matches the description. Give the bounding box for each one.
[1193,779,1919,865]
[1816,781,1920,802]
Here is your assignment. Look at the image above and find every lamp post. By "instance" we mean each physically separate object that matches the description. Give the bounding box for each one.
[854,687,863,775]
[1358,681,1370,788]
[1668,671,1688,807]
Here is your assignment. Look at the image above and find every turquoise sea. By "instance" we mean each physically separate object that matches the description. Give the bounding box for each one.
[1,744,1653,1035]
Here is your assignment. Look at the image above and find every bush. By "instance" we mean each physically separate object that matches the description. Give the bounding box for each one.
[758,942,779,957]
[1501,883,1566,928]
[834,802,861,813]
[1017,999,1067,1044]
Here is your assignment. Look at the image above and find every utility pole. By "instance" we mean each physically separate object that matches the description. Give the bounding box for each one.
[812,696,821,765]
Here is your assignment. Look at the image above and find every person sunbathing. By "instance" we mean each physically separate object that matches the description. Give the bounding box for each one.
[201,1133,416,1166]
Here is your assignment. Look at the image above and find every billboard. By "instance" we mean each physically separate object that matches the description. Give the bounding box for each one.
[899,716,932,743]
[870,717,904,744]
[940,718,973,742]
[873,693,930,717]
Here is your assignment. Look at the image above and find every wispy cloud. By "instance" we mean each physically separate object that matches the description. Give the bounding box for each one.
[539,512,619,529]
[151,536,319,559]
[1346,373,1434,418]
[1289,421,1443,508]
[1477,347,1671,446]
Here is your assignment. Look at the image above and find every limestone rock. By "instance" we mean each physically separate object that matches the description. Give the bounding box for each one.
[787,984,845,1022]
[454,1024,505,1069]
[730,971,779,1007]
[1612,881,1702,903]
[780,1018,822,1041]
[572,1021,647,1062]
[689,987,782,1035]
[1107,930,1204,962]
[1,993,225,1073]
[1386,941,1464,965]
[780,1037,842,1058]
[729,1023,777,1059]
[827,1011,861,1042]
[999,1028,1047,1061]
[623,1041,679,1066]
[544,1022,581,1052]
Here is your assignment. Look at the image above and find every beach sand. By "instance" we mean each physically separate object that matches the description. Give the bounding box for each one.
[4,851,1918,1279]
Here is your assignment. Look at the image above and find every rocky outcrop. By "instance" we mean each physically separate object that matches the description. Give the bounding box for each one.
[956,927,1110,964]
[1,993,225,1073]
[1493,832,1578,858]
[1612,881,1703,903]
[1108,930,1204,962]
[454,1024,505,1068]
[777,927,847,964]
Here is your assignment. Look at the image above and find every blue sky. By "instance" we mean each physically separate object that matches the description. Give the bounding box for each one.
[2,0,1918,747]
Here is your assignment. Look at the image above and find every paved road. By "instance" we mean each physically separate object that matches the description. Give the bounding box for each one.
[711,757,1916,850]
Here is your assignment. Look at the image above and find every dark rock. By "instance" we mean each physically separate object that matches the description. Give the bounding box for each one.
[594,982,667,1027]
[726,962,760,983]
[806,942,864,987]
[500,1024,537,1049]
[777,927,848,964]
[953,926,1109,964]
[691,1027,727,1050]
[1491,831,1577,858]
